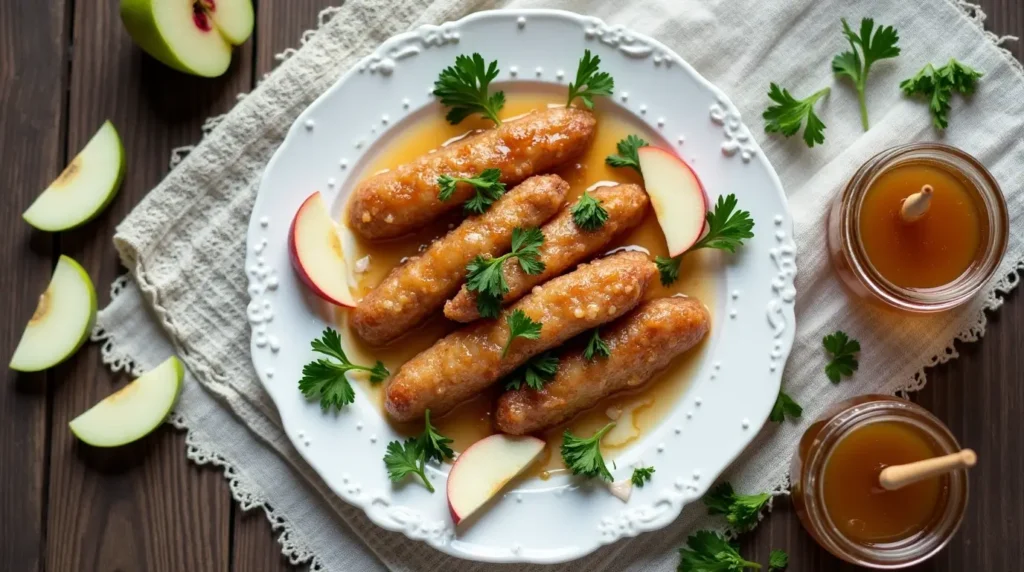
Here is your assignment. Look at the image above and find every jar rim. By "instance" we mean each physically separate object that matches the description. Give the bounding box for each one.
[837,143,1008,312]
[799,397,968,568]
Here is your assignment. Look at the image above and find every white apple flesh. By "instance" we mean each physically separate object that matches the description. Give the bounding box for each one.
[9,256,97,372]
[637,147,709,257]
[446,434,545,525]
[23,121,125,232]
[288,192,357,307]
[120,0,254,78]
[69,356,185,447]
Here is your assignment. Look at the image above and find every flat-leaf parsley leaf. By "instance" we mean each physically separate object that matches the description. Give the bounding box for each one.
[502,309,543,358]
[631,466,655,487]
[656,194,755,286]
[561,422,616,481]
[299,328,389,411]
[605,134,649,174]
[383,438,434,492]
[571,191,609,231]
[769,549,789,572]
[438,168,506,214]
[769,390,803,423]
[504,351,559,390]
[418,409,454,464]
[677,530,761,571]
[823,330,860,383]
[433,53,505,126]
[900,58,983,129]
[703,482,771,533]
[763,83,830,147]
[567,50,614,109]
[465,227,546,318]
[832,17,901,131]
[583,328,610,361]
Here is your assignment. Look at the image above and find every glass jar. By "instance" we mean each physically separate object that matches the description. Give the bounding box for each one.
[790,395,968,569]
[827,143,1007,312]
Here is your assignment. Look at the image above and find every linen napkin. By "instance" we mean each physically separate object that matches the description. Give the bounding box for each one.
[93,0,1024,569]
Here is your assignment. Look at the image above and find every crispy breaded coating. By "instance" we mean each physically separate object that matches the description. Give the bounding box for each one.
[444,184,649,323]
[346,108,596,240]
[351,175,569,346]
[496,297,710,435]
[384,251,657,422]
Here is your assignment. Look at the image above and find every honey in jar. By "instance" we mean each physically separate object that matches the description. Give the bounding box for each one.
[790,395,968,568]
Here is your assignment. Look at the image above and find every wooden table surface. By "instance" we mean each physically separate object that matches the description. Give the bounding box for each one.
[2,2,1021,571]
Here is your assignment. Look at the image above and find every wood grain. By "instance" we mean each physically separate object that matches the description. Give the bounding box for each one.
[0,2,68,572]
[41,2,252,571]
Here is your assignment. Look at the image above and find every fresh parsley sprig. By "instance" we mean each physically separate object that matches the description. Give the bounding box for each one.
[900,58,983,129]
[678,530,761,571]
[763,83,831,148]
[567,50,614,109]
[438,168,507,215]
[299,328,389,411]
[418,409,455,464]
[605,134,649,173]
[502,309,543,358]
[703,482,771,533]
[571,191,609,231]
[832,17,901,131]
[769,389,803,423]
[561,422,615,481]
[433,53,505,126]
[655,194,755,286]
[384,438,434,492]
[631,466,655,487]
[466,227,546,318]
[823,330,860,383]
[769,550,789,572]
[583,329,610,361]
[504,352,559,390]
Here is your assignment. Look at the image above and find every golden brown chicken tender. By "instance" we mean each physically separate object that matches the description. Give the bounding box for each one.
[384,251,657,422]
[495,297,710,435]
[444,184,649,323]
[351,175,569,346]
[346,108,596,240]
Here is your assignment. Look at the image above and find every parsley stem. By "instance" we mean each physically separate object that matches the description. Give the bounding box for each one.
[417,455,435,492]
[858,83,869,131]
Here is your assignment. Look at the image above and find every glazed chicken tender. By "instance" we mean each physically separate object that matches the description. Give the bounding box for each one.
[347,108,596,240]
[385,251,657,422]
[351,175,569,346]
[496,297,711,435]
[444,184,649,323]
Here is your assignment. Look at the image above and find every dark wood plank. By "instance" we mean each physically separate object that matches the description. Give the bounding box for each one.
[232,2,339,569]
[0,2,68,572]
[43,2,254,571]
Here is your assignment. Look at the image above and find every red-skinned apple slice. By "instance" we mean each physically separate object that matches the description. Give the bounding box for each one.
[288,192,356,307]
[447,434,545,525]
[637,147,709,256]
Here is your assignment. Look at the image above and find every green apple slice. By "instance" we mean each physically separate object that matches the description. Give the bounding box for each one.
[23,121,125,232]
[69,356,185,448]
[120,0,254,78]
[9,256,97,372]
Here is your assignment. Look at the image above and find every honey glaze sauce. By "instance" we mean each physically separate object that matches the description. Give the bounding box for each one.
[338,86,720,478]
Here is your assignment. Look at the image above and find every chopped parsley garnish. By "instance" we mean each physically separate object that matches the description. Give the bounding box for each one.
[566,50,614,109]
[763,83,830,147]
[438,168,506,214]
[823,330,860,383]
[900,58,983,129]
[631,466,655,487]
[703,482,771,533]
[465,227,545,318]
[504,352,559,390]
[571,191,609,231]
[769,549,789,572]
[299,328,389,411]
[561,422,615,481]
[583,329,610,361]
[433,53,505,126]
[656,194,755,286]
[605,134,649,173]
[502,309,543,358]
[832,17,901,131]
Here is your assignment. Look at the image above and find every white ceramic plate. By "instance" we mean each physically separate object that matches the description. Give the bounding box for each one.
[245,9,796,564]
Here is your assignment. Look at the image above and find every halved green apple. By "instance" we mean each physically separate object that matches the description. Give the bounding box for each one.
[120,0,255,78]
[69,356,184,447]
[9,256,97,372]
[23,121,125,232]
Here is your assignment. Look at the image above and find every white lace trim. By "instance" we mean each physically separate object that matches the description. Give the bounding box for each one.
[92,0,1023,562]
